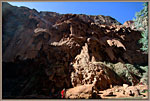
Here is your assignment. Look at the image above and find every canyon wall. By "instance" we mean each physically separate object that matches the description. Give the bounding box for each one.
[2,2,148,98]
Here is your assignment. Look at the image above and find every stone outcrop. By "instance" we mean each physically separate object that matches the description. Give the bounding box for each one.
[123,20,136,30]
[100,84,148,99]
[65,84,101,99]
[2,2,148,99]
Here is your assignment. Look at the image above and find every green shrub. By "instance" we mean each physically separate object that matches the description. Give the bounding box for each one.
[133,2,148,53]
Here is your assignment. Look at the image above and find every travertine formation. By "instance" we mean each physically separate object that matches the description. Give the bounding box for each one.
[2,2,148,99]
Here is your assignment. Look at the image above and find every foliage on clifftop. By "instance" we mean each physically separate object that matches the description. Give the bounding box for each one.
[133,2,148,53]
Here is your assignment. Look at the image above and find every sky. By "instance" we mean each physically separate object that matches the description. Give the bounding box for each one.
[8,2,145,24]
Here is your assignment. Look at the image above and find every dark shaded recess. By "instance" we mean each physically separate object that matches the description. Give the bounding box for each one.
[3,59,33,98]
[138,57,148,66]
[2,8,15,38]
[6,43,81,98]
[2,59,52,99]
[2,8,13,23]
[2,6,30,53]
[32,34,44,45]
[26,18,38,28]
[130,72,141,85]
[33,49,73,98]
[134,64,146,73]
[2,35,11,53]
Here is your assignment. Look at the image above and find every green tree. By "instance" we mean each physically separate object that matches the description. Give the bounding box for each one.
[133,2,148,53]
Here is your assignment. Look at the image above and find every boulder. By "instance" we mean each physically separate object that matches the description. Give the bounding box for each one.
[65,84,100,99]
[123,84,129,89]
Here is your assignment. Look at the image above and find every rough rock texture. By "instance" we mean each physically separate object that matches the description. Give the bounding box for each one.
[2,3,121,62]
[123,20,136,30]
[99,85,148,99]
[2,2,148,99]
[65,84,101,99]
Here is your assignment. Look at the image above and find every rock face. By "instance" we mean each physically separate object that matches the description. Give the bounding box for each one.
[65,84,100,99]
[123,20,135,30]
[100,85,148,99]
[2,2,148,99]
